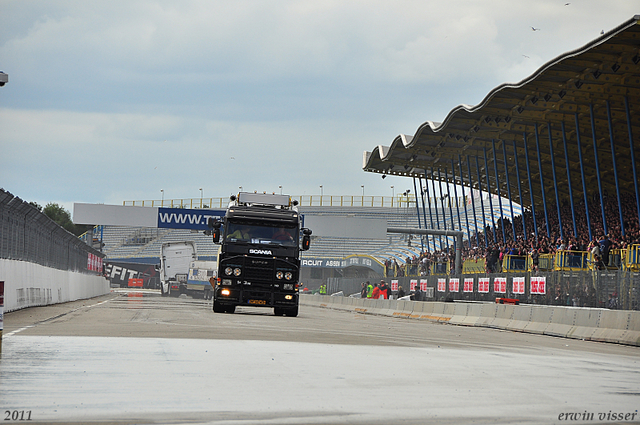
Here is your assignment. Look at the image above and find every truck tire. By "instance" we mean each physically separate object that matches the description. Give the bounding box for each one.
[160,285,168,297]
[225,305,236,314]
[284,306,299,317]
[274,307,284,316]
[213,300,225,313]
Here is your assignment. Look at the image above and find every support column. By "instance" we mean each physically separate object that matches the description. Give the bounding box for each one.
[590,104,607,235]
[501,140,516,240]
[412,177,424,252]
[492,140,506,242]
[451,159,463,243]
[575,113,593,241]
[475,156,489,247]
[547,123,563,241]
[512,140,527,240]
[483,147,497,243]
[467,156,480,247]
[606,100,625,236]
[534,123,551,237]
[459,156,473,248]
[624,97,640,231]
[561,121,578,239]
[418,177,431,251]
[523,132,538,240]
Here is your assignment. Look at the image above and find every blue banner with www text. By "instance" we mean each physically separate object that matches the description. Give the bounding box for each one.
[157,208,226,230]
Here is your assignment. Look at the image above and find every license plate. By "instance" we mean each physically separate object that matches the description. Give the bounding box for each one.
[248,299,267,305]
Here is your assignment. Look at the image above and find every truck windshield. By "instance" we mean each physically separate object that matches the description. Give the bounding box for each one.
[225,221,298,247]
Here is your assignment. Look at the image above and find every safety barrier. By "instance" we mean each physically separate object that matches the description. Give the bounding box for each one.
[462,258,485,274]
[502,255,528,273]
[301,294,640,346]
[626,245,640,271]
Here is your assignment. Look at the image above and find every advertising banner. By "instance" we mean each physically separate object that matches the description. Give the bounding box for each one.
[478,277,490,293]
[513,277,525,294]
[420,279,428,291]
[391,280,399,291]
[410,279,418,291]
[463,278,474,293]
[531,276,547,294]
[494,277,507,294]
[448,278,460,293]
[437,278,446,292]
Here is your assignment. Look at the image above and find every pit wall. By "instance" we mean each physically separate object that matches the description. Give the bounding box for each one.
[300,294,640,347]
[1,259,110,313]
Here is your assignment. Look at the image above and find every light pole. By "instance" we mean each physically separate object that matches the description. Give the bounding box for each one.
[199,188,203,208]
[361,185,365,197]
[160,189,164,207]
[239,186,243,193]
[319,185,323,197]
[391,185,394,198]
[279,185,282,195]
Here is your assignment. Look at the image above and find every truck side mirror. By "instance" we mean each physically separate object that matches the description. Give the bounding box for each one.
[301,228,312,251]
[208,218,221,244]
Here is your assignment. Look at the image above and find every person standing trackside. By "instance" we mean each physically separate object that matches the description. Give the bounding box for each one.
[360,282,367,299]
[412,284,422,301]
[366,281,373,298]
[379,280,391,299]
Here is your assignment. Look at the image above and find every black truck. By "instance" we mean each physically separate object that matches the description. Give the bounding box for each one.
[208,192,311,316]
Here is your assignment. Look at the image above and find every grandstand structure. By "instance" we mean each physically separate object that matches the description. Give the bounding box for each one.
[363,16,640,247]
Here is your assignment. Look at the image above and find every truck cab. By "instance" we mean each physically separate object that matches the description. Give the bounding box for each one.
[209,192,311,316]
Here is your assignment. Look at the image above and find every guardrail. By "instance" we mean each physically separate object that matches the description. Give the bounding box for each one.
[123,194,469,209]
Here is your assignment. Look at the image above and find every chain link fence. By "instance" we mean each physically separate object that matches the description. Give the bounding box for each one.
[0,189,104,272]
[307,271,639,311]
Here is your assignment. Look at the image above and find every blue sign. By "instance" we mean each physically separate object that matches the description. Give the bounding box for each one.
[157,208,226,230]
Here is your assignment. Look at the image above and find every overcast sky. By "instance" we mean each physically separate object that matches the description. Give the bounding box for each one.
[1,1,638,212]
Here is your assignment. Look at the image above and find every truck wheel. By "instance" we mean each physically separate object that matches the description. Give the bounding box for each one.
[160,285,168,297]
[274,307,283,316]
[225,305,236,314]
[213,300,225,313]
[284,306,299,317]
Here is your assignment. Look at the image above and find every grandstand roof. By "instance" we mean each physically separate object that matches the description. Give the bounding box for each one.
[363,15,640,211]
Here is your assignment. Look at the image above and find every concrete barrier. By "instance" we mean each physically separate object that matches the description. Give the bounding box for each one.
[523,306,553,334]
[570,308,601,340]
[544,307,577,338]
[489,304,514,329]
[1,259,109,312]
[505,305,533,332]
[299,295,640,346]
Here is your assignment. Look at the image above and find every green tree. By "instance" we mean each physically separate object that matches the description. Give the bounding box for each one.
[43,203,76,234]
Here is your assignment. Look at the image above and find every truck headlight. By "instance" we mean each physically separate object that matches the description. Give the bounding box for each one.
[225,267,233,276]
[285,295,293,300]
[221,289,231,296]
[284,272,293,280]
[276,271,284,280]
[233,268,242,277]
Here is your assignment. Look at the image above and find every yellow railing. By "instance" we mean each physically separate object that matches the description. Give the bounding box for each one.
[123,194,470,209]
[501,255,528,273]
[431,261,450,276]
[625,244,640,271]
[462,258,485,274]
[554,250,590,271]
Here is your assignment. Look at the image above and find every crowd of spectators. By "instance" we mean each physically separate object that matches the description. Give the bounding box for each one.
[384,193,640,276]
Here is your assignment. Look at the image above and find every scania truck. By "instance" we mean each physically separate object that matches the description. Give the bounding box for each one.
[207,192,311,316]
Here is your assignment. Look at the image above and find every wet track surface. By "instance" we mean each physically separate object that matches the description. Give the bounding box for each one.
[1,289,639,424]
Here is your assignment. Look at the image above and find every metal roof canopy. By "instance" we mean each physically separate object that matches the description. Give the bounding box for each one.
[363,16,640,220]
